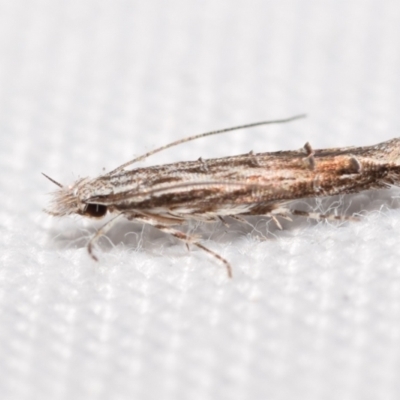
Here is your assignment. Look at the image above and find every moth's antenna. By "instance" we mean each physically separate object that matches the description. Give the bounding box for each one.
[107,114,306,175]
[42,173,63,188]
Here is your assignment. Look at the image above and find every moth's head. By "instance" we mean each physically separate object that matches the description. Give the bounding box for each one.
[42,173,108,218]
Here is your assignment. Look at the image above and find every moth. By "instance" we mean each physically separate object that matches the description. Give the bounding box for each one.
[44,115,400,277]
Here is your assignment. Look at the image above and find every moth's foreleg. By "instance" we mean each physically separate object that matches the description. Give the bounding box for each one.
[87,213,124,260]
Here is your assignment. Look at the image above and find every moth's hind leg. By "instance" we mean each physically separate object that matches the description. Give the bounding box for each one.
[262,204,359,228]
[289,209,360,222]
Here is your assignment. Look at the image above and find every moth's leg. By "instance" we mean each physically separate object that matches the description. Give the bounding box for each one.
[152,223,233,278]
[267,207,293,229]
[194,242,233,278]
[228,214,270,241]
[87,213,125,261]
[218,216,230,227]
[272,216,285,229]
[230,215,247,224]
[230,215,266,232]
[231,213,285,231]
[289,209,359,222]
[131,214,233,278]
[266,202,359,223]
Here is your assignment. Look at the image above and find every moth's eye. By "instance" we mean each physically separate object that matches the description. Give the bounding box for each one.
[84,204,108,218]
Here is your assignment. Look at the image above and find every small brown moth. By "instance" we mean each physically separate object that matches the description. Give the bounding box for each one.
[44,115,400,277]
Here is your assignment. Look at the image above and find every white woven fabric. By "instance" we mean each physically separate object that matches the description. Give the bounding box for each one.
[2,0,400,399]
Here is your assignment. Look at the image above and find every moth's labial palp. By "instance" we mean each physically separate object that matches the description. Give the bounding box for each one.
[84,204,108,218]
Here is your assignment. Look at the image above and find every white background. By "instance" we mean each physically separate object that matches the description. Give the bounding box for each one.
[1,1,400,399]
